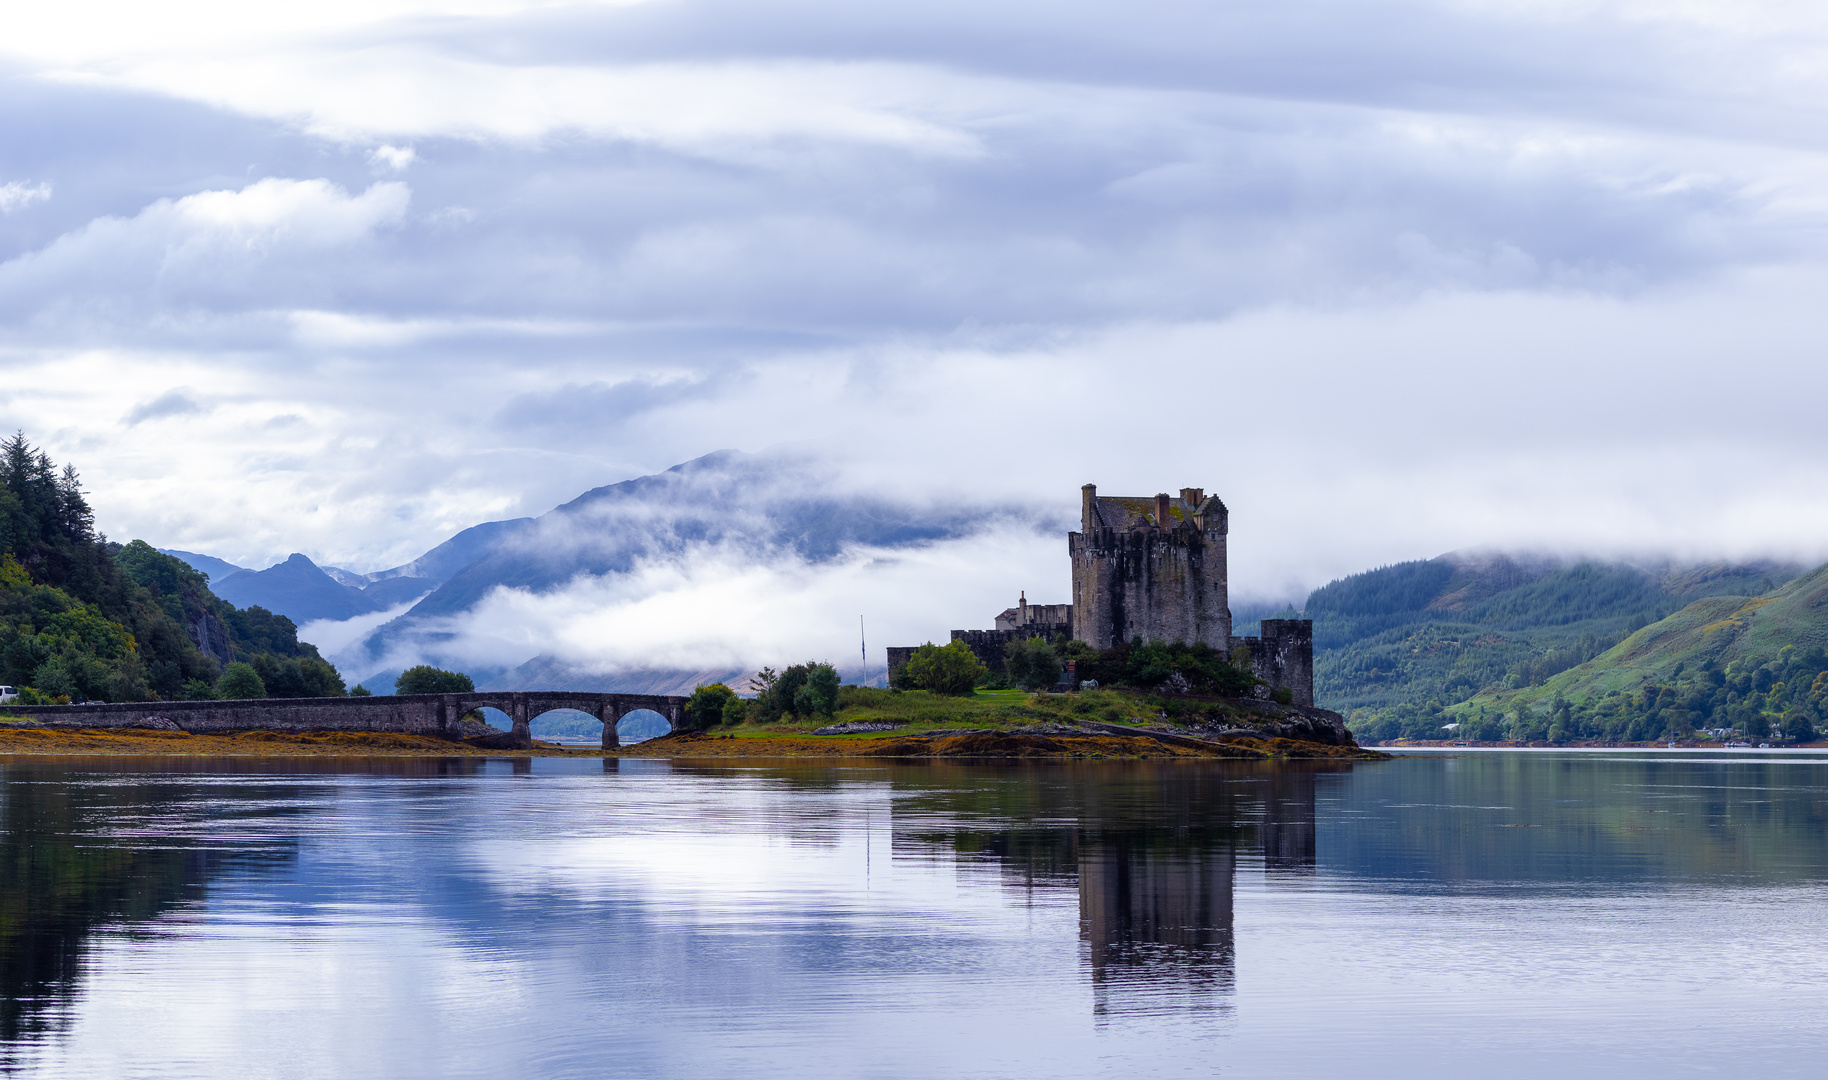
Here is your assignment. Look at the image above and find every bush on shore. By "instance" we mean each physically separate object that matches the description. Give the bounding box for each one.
[893,641,987,695]
[685,683,739,730]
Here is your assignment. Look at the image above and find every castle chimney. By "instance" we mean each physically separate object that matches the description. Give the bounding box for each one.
[1180,487,1203,506]
[1019,590,1028,625]
[1082,483,1097,532]
[1155,492,1171,528]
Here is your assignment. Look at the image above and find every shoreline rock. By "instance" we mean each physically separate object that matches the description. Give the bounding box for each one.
[813,721,905,735]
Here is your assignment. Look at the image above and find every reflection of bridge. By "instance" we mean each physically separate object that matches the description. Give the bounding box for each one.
[3,691,690,750]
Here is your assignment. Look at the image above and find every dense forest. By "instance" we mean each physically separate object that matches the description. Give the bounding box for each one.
[0,434,343,703]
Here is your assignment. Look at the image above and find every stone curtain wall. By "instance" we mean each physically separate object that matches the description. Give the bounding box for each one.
[1229,620,1315,707]
[3,691,689,750]
[949,628,1069,675]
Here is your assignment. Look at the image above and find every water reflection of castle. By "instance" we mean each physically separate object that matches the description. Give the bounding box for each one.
[1078,832,1238,1011]
[933,764,1331,1017]
[1081,768,1319,1015]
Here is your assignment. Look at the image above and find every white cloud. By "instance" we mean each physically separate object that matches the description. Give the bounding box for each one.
[159,177,409,247]
[302,600,426,662]
[286,310,601,348]
[0,181,51,213]
[369,144,416,171]
[0,178,408,315]
[0,1,648,68]
[79,53,985,159]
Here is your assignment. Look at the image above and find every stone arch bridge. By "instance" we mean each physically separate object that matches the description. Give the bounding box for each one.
[3,691,689,750]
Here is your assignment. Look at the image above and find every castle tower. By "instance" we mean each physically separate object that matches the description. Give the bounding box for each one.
[1069,483,1231,649]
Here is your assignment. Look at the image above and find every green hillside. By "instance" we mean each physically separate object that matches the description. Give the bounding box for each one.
[0,433,342,704]
[1417,561,1828,743]
[1303,551,1806,741]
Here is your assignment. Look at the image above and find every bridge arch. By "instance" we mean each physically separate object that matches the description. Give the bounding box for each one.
[523,707,603,743]
[436,691,690,747]
[472,706,514,732]
[515,692,688,750]
[612,708,673,744]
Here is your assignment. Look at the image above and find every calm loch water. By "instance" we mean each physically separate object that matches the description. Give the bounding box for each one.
[3,751,1827,1078]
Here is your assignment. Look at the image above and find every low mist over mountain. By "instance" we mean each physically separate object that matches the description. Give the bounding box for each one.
[394,450,984,621]
[479,656,749,698]
[171,450,1045,693]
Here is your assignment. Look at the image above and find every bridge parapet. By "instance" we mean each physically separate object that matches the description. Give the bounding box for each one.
[2,690,691,750]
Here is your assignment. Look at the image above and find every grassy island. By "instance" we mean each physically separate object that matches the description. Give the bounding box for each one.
[614,685,1384,761]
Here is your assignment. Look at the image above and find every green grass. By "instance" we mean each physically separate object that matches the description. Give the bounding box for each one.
[702,686,1276,738]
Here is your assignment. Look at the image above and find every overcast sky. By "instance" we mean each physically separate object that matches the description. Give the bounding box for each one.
[4,0,1828,611]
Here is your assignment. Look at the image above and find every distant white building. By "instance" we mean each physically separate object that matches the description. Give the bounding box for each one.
[993,591,1073,632]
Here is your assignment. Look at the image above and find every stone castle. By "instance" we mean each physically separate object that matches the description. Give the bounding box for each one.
[890,482,1315,705]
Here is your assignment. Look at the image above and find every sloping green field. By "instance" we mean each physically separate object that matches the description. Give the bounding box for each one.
[1518,562,1828,703]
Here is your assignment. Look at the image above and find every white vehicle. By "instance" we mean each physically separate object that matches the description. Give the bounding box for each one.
[0,685,17,704]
